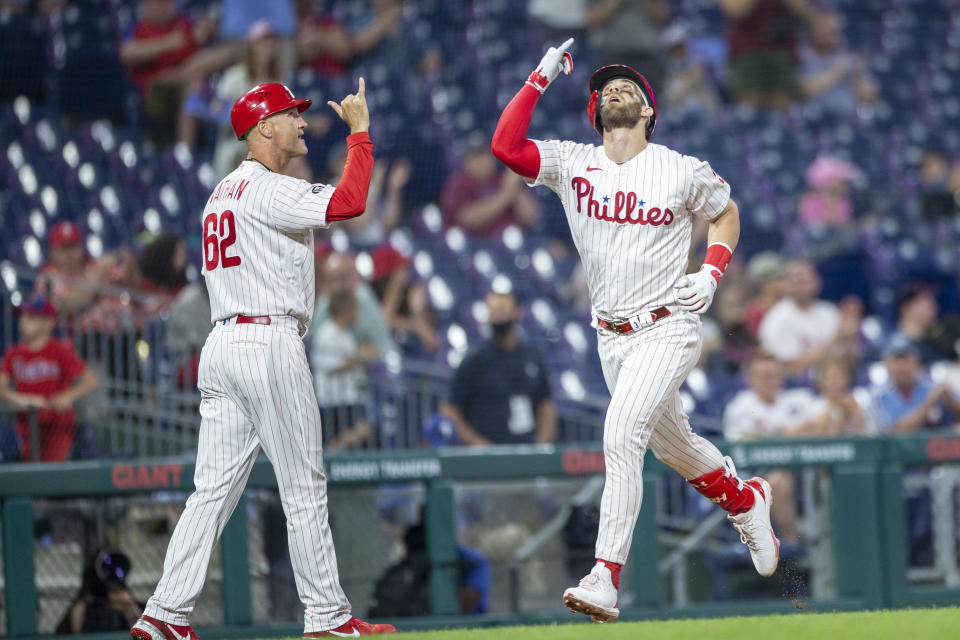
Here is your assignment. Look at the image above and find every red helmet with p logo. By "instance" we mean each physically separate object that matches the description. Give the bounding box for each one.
[230,83,312,140]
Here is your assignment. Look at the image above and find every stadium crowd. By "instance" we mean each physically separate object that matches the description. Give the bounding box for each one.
[1,0,958,460]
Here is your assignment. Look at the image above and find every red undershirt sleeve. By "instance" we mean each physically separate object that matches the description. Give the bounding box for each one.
[327,131,374,221]
[491,84,542,180]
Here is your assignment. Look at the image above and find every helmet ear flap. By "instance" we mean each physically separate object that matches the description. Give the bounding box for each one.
[587,90,601,135]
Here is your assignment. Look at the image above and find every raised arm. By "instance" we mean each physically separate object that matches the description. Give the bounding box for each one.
[491,38,574,180]
[327,78,374,221]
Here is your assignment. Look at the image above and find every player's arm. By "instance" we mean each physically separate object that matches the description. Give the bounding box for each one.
[533,352,556,444]
[890,384,949,434]
[706,199,740,254]
[49,365,99,411]
[327,78,374,221]
[491,38,574,180]
[272,80,373,231]
[441,357,494,446]
[119,28,187,67]
[675,199,740,314]
[535,399,557,444]
[454,172,526,231]
[0,372,47,409]
[441,403,493,447]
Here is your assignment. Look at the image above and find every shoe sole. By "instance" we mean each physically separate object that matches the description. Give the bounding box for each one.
[750,477,781,578]
[562,592,619,623]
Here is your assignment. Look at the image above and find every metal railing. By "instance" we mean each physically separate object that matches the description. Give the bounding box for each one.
[2,436,959,638]
[1,266,622,457]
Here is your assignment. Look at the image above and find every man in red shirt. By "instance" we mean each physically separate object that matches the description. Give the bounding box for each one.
[119,0,229,146]
[440,138,541,236]
[0,296,98,462]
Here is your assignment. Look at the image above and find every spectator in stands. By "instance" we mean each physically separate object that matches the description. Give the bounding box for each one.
[120,0,235,147]
[165,280,211,391]
[660,21,720,116]
[137,233,188,318]
[584,0,671,93]
[799,10,877,117]
[297,0,403,76]
[528,0,590,44]
[35,222,137,323]
[719,0,814,110]
[918,148,960,220]
[0,296,98,462]
[743,251,786,336]
[311,250,399,362]
[892,284,942,364]
[218,0,297,51]
[723,353,818,441]
[351,158,412,245]
[442,287,556,445]
[310,289,376,450]
[441,135,541,236]
[723,352,819,542]
[322,140,412,245]
[700,277,757,376]
[0,0,54,102]
[55,548,143,633]
[803,357,871,436]
[368,244,439,356]
[798,156,858,230]
[35,223,143,384]
[868,335,960,434]
[758,259,860,376]
[212,20,284,177]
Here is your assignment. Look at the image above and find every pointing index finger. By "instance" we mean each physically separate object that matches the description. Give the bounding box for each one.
[357,77,365,98]
[558,37,574,54]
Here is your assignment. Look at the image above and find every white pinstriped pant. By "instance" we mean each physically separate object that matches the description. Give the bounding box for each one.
[595,312,725,564]
[144,319,352,632]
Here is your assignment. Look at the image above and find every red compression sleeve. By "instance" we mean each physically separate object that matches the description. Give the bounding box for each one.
[327,132,374,221]
[491,84,542,180]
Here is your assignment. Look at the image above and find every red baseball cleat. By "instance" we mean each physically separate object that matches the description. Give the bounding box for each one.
[303,616,397,637]
[131,615,202,640]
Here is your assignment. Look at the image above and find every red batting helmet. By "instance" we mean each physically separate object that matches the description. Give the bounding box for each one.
[587,65,657,140]
[230,83,312,140]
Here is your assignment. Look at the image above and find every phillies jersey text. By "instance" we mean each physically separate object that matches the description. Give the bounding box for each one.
[531,140,730,318]
[202,160,335,328]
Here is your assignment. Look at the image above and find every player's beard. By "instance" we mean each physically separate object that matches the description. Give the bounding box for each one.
[601,100,644,132]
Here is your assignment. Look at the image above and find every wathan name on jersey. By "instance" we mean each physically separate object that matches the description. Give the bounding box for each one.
[572,176,675,226]
[208,178,251,204]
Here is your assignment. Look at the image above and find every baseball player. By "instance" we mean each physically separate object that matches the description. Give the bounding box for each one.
[131,81,396,639]
[492,39,779,623]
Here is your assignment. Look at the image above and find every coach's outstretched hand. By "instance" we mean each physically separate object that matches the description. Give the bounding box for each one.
[328,77,369,134]
[526,37,574,93]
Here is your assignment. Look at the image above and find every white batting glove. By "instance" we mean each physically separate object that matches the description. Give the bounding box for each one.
[526,37,574,93]
[674,265,722,314]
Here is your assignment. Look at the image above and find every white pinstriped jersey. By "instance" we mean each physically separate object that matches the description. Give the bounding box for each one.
[531,140,731,318]
[202,159,334,327]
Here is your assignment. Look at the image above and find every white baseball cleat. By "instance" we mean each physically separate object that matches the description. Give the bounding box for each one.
[561,562,619,623]
[729,477,780,577]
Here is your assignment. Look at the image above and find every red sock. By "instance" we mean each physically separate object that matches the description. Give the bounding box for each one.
[597,559,621,589]
[688,466,756,515]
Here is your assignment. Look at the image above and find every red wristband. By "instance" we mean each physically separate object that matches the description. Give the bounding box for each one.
[703,242,733,283]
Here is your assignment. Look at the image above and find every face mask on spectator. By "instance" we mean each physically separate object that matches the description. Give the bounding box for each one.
[491,320,515,339]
